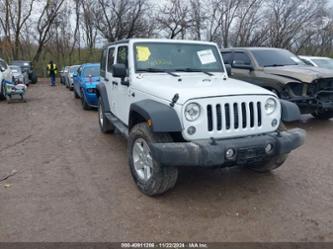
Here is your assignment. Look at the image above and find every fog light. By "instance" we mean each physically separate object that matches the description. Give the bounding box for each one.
[265,143,273,154]
[271,119,278,127]
[225,148,235,160]
[187,126,196,135]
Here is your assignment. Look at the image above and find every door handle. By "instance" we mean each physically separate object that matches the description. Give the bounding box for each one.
[112,81,118,86]
[105,78,109,82]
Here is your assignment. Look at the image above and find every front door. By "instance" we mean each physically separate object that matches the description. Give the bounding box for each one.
[114,45,130,124]
[231,52,256,84]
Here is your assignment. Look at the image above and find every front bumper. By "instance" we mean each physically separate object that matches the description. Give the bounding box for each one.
[288,90,333,111]
[151,128,305,167]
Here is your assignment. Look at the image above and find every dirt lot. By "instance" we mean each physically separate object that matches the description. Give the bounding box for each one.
[0,80,332,242]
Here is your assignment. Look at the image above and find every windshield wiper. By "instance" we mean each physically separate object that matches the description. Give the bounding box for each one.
[264,63,298,67]
[264,64,286,67]
[137,68,179,77]
[175,68,215,76]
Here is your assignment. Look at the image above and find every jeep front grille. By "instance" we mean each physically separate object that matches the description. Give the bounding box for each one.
[206,101,262,132]
[182,95,280,141]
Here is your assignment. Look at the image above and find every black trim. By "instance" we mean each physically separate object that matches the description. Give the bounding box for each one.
[129,100,182,132]
[151,128,306,167]
[96,83,110,112]
[280,99,301,122]
[103,39,129,49]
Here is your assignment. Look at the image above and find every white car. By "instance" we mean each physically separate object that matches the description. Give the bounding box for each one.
[0,58,13,100]
[299,56,333,70]
[97,39,305,196]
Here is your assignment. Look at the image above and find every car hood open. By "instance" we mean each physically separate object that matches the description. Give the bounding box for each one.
[133,73,275,105]
[264,65,333,83]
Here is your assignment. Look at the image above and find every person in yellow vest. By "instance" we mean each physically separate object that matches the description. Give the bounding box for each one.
[47,61,58,86]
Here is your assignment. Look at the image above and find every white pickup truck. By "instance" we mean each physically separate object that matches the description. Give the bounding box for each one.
[97,39,305,196]
[0,58,13,100]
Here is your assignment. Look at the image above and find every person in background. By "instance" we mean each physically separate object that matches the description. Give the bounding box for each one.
[47,61,58,86]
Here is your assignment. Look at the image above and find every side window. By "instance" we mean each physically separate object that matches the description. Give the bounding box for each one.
[221,52,232,65]
[100,48,107,77]
[233,52,252,66]
[77,67,82,76]
[107,47,115,72]
[117,46,128,68]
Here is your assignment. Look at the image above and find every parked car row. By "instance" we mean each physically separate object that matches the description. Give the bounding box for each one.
[60,39,332,196]
[61,63,101,110]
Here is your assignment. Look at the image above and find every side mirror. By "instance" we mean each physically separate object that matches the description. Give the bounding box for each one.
[0,66,5,72]
[112,64,127,79]
[225,64,232,76]
[73,72,78,77]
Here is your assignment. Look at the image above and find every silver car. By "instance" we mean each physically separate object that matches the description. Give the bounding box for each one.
[65,65,80,90]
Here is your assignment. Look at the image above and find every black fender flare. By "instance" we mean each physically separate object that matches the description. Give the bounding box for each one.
[280,99,301,122]
[96,82,110,112]
[129,100,182,132]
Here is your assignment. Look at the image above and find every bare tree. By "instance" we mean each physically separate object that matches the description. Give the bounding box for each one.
[189,0,205,40]
[232,0,267,47]
[156,0,192,39]
[8,0,35,59]
[265,0,326,49]
[32,0,65,64]
[69,0,81,63]
[81,0,98,51]
[94,0,152,42]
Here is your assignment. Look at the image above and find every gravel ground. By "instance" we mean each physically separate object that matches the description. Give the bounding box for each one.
[0,81,332,242]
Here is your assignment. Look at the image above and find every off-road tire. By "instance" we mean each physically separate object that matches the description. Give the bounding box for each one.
[312,110,333,120]
[98,97,115,134]
[30,72,37,84]
[128,123,178,196]
[247,123,288,173]
[0,83,5,100]
[80,89,91,110]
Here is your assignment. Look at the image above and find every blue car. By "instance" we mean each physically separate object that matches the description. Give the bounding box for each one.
[73,63,100,110]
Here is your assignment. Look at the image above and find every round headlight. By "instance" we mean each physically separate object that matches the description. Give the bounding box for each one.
[185,102,201,121]
[265,98,277,115]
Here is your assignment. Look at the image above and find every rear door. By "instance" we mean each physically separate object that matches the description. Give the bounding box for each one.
[104,46,116,114]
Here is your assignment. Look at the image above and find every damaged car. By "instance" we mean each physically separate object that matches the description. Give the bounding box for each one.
[221,48,333,119]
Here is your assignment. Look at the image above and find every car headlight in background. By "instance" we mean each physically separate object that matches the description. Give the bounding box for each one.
[265,98,277,115]
[185,102,201,121]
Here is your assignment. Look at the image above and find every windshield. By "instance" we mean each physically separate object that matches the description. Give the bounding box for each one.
[312,58,333,70]
[82,66,100,77]
[251,49,305,67]
[10,66,21,73]
[12,61,31,68]
[134,42,224,73]
[70,66,80,73]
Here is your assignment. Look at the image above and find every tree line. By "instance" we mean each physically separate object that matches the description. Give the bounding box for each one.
[0,0,332,75]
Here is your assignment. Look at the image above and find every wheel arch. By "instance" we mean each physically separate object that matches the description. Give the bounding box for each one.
[129,100,182,133]
[96,82,111,112]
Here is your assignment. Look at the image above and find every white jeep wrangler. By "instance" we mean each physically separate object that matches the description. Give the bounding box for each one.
[97,39,305,196]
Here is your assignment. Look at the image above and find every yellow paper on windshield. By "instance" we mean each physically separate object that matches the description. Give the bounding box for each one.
[136,46,151,62]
